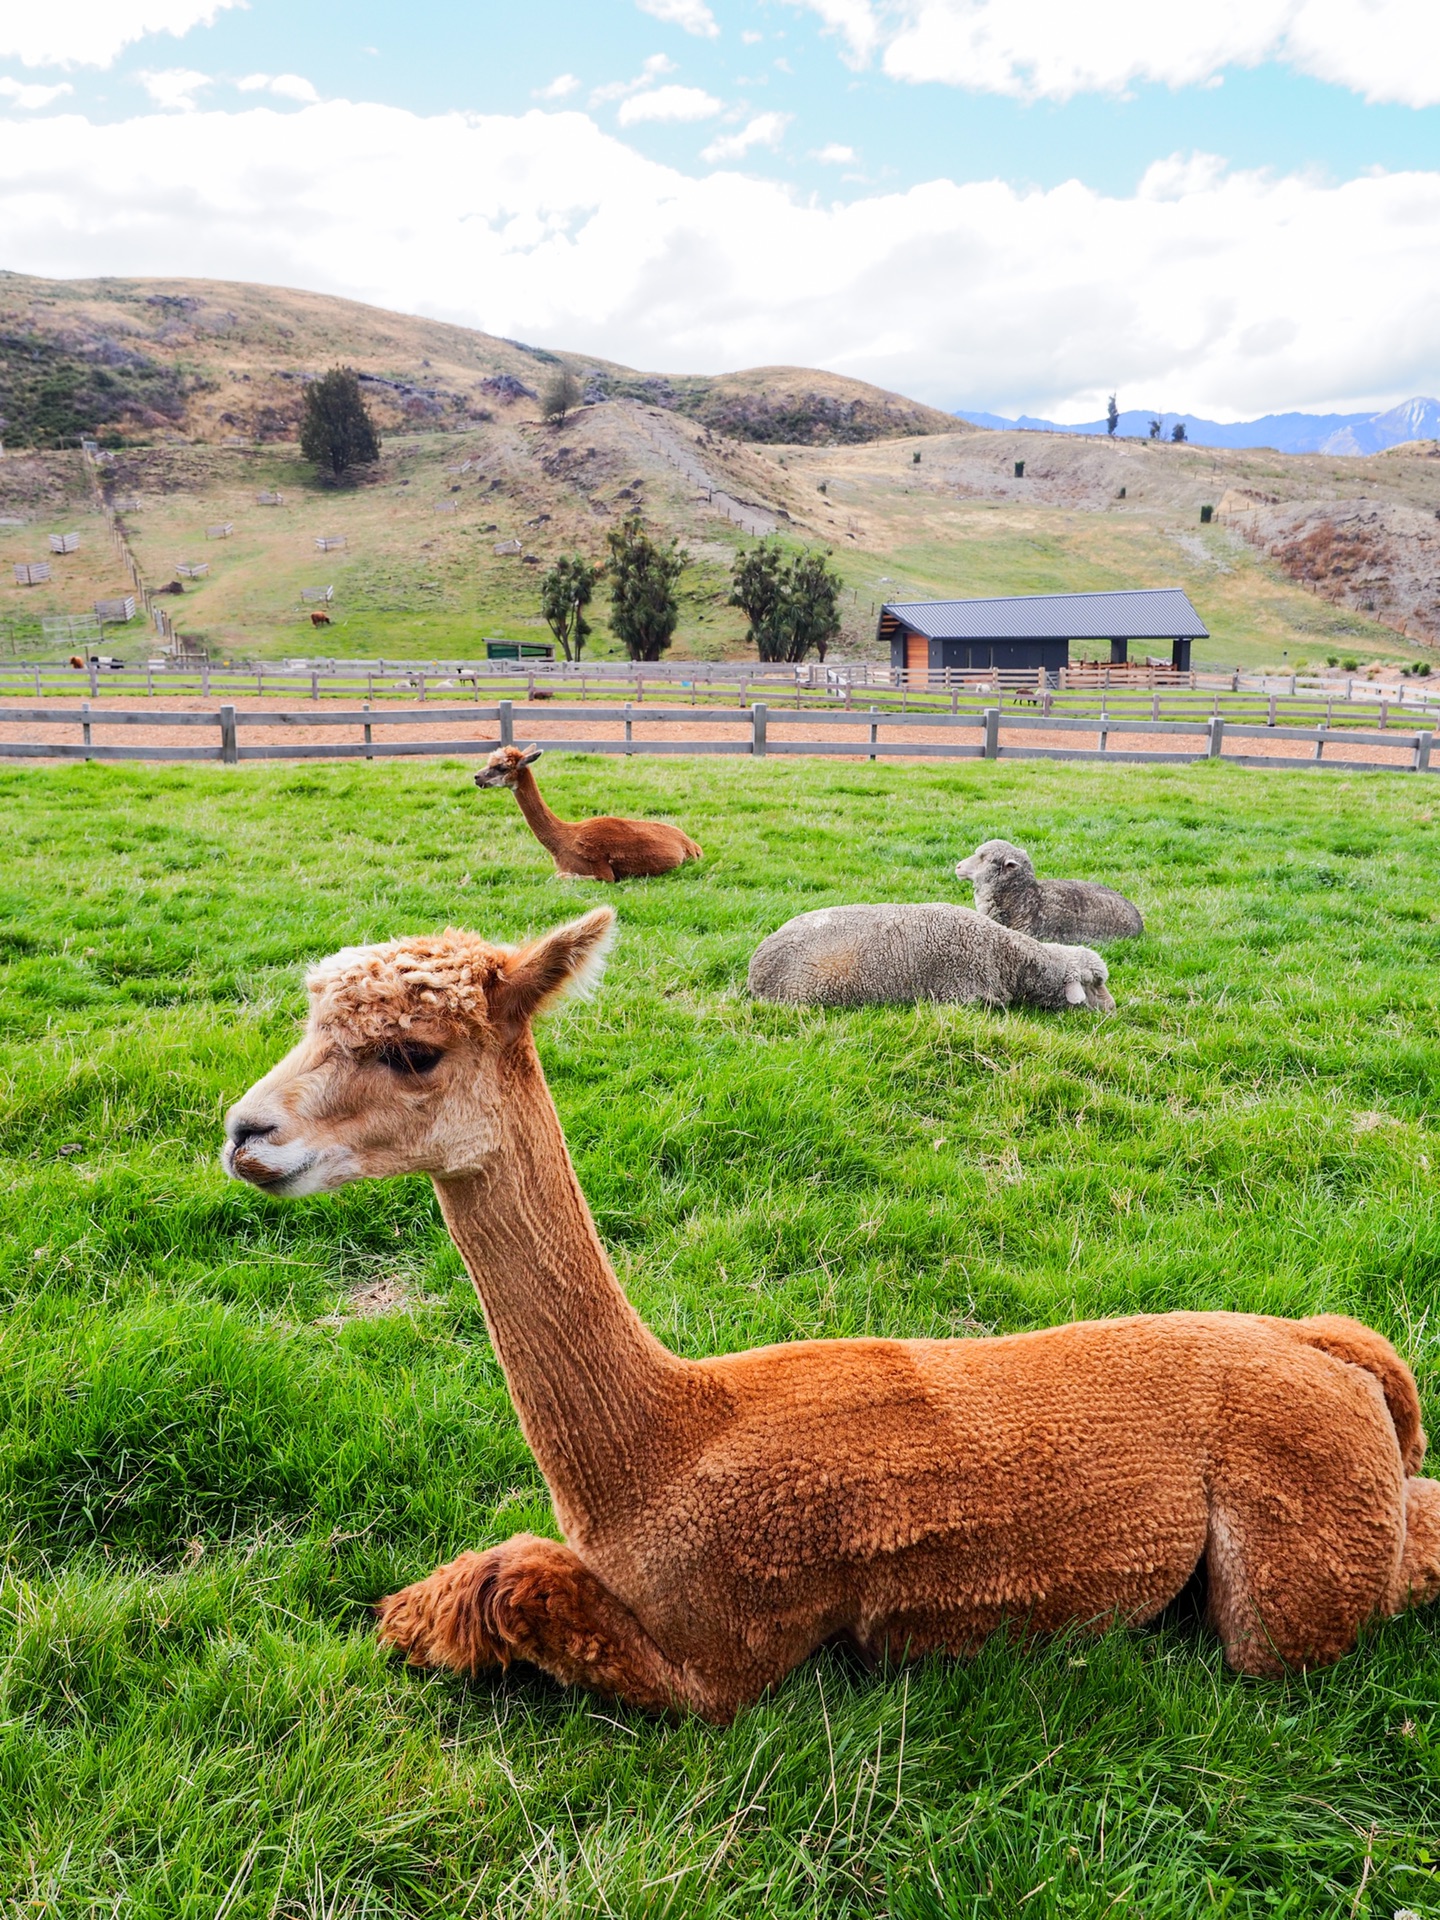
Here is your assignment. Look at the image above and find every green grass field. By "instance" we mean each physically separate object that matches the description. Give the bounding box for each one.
[4,755,1440,1917]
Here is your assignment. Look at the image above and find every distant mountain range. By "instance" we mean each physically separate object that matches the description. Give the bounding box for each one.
[954,397,1440,456]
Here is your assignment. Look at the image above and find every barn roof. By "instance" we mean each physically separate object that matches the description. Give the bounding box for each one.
[882,588,1208,642]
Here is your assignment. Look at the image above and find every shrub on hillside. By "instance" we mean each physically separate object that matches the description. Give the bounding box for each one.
[299,367,381,481]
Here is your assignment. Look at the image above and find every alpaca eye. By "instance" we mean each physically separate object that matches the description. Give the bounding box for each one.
[373,1044,444,1075]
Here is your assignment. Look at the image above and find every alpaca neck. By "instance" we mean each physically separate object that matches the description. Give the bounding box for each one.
[510,769,572,854]
[431,1035,689,1540]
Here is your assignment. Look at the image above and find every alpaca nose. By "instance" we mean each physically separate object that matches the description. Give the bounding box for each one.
[228,1118,275,1150]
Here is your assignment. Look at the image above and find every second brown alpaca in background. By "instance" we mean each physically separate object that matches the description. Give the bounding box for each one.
[474,744,702,881]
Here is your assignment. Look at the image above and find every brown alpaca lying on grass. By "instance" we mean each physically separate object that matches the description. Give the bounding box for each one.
[224,907,1440,1723]
[474,744,701,881]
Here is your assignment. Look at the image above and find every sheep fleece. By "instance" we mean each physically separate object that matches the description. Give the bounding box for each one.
[747,902,1101,1008]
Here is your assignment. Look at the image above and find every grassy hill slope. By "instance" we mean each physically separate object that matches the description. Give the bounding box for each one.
[1,274,1437,669]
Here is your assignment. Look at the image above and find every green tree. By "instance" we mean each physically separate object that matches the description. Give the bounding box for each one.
[605,516,687,661]
[1106,393,1119,436]
[729,540,843,663]
[1170,420,1187,443]
[542,367,583,426]
[299,367,381,481]
[1148,416,1163,440]
[538,552,598,661]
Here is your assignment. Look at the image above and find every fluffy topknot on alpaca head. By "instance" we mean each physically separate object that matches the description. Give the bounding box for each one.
[306,930,504,1049]
[475,744,543,790]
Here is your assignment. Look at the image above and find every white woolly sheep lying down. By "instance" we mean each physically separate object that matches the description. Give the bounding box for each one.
[747,903,1114,1012]
[956,838,1144,942]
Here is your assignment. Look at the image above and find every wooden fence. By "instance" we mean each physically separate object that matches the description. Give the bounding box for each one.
[1,700,1432,775]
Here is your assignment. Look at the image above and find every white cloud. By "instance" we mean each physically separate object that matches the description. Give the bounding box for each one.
[236,72,319,103]
[741,30,764,45]
[2,1,244,71]
[702,111,791,162]
[636,0,720,37]
[535,73,581,101]
[0,77,74,108]
[138,67,211,110]
[784,0,883,66]
[1,102,1437,420]
[787,0,1440,107]
[812,141,856,163]
[591,54,676,105]
[616,84,721,124]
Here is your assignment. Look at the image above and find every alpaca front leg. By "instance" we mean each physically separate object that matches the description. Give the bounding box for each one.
[376,1533,720,1718]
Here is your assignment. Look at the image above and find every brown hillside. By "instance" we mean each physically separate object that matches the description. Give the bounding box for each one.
[0,273,955,451]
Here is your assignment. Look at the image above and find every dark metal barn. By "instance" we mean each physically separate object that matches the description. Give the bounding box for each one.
[879,588,1209,679]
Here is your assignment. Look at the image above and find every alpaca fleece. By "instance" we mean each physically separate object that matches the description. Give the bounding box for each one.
[474,744,701,881]
[957,839,1144,941]
[225,912,1440,1723]
[748,902,1113,1012]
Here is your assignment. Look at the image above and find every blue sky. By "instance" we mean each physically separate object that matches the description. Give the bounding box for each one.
[2,1,1438,418]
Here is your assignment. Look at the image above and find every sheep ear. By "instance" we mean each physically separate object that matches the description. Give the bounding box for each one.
[493,908,616,1027]
[1065,979,1086,1005]
[1003,856,1020,869]
[517,746,544,767]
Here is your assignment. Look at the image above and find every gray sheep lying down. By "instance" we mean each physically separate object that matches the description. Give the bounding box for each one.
[747,903,1114,1012]
[956,838,1144,942]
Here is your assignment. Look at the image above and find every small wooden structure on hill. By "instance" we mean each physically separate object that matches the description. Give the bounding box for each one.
[176,562,209,580]
[13,561,51,585]
[255,490,283,506]
[879,588,1209,680]
[206,522,235,540]
[48,532,80,554]
[314,535,346,551]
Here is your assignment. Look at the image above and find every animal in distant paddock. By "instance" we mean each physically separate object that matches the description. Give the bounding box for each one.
[474,744,701,881]
[748,902,1114,1012]
[956,838,1143,941]
[222,907,1440,1722]
[310,609,332,628]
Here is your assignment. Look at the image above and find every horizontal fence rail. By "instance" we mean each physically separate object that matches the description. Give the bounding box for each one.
[1,700,1434,777]
[4,662,1438,735]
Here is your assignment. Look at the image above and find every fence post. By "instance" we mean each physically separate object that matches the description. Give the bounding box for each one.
[499,700,514,747]
[868,708,879,762]
[311,671,319,703]
[88,658,98,698]
[983,707,1000,760]
[1415,731,1432,773]
[81,700,91,762]
[752,703,768,757]
[363,701,373,762]
[1207,715,1224,759]
[624,703,634,756]
[219,703,238,765]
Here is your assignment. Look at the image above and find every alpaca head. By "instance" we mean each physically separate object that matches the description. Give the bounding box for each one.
[954,838,1033,887]
[475,744,543,789]
[223,908,615,1196]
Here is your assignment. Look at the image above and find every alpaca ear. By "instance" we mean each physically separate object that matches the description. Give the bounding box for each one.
[517,746,544,767]
[493,907,617,1027]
